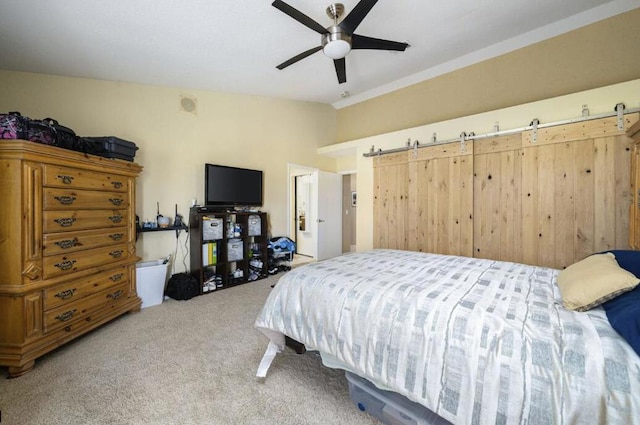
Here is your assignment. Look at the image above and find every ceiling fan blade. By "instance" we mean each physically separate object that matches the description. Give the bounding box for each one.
[276,46,323,70]
[333,58,346,84]
[272,0,328,35]
[351,34,409,51]
[339,0,378,34]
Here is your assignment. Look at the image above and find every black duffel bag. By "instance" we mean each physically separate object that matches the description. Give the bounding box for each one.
[165,273,200,301]
[43,118,78,150]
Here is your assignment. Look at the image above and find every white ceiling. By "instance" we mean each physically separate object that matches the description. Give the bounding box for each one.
[1,0,638,108]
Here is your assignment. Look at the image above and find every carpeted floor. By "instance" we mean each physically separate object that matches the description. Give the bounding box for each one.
[0,274,380,425]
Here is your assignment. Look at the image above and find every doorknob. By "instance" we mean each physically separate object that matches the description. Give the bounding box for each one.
[317,219,325,223]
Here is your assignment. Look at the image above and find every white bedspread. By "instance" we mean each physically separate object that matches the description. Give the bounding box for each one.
[254,250,640,424]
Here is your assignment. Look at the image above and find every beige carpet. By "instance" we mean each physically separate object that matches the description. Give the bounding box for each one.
[0,274,380,425]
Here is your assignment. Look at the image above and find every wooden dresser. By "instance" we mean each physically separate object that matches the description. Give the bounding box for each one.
[0,140,142,377]
[629,120,640,250]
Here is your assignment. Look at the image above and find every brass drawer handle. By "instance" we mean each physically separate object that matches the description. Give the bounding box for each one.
[109,198,124,206]
[109,250,123,258]
[55,309,77,322]
[111,181,123,189]
[54,238,80,249]
[107,290,124,299]
[54,217,76,227]
[54,260,77,271]
[57,174,74,185]
[54,195,76,205]
[109,233,124,241]
[109,215,123,223]
[109,273,124,282]
[54,288,77,300]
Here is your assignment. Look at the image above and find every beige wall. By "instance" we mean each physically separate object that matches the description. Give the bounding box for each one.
[0,71,336,270]
[336,8,640,142]
[322,79,640,251]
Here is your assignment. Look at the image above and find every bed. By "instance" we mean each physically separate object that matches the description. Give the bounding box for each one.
[254,249,640,424]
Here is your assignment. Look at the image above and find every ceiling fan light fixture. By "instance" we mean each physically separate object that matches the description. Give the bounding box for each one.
[322,26,352,59]
[323,39,351,59]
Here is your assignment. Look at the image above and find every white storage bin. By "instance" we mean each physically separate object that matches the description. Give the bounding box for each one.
[202,217,223,240]
[248,214,262,236]
[135,260,169,309]
[227,239,244,262]
[346,372,451,425]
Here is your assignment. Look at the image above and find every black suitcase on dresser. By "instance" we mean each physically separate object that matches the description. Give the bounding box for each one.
[80,136,138,161]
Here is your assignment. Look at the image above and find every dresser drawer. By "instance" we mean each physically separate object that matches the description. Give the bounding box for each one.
[43,227,128,256]
[43,244,129,279]
[43,210,127,233]
[43,164,128,192]
[44,188,128,210]
[43,267,129,310]
[44,281,130,333]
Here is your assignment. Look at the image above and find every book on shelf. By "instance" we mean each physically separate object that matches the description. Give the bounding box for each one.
[202,242,217,266]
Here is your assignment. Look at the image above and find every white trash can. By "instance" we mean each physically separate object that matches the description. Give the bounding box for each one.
[136,260,169,309]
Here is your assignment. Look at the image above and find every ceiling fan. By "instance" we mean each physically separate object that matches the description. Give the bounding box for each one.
[272,0,409,84]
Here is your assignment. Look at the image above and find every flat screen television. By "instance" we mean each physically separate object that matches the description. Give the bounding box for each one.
[204,163,263,208]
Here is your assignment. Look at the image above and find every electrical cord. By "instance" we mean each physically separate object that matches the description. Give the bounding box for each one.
[169,221,190,275]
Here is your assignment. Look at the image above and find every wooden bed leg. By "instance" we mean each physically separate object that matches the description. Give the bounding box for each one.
[285,336,306,354]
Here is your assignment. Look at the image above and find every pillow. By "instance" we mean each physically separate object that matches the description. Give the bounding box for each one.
[557,253,639,311]
[602,286,640,356]
[599,250,640,278]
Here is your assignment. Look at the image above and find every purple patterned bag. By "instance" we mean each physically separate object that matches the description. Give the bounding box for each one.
[0,112,28,139]
[1,112,73,147]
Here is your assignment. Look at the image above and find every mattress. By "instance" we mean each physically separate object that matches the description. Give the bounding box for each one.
[255,249,640,424]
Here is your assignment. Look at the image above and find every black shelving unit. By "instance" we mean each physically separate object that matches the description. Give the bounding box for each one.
[136,223,188,239]
[189,207,268,294]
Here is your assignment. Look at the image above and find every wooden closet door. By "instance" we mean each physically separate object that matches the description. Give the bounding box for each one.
[473,134,523,263]
[373,152,409,250]
[408,142,473,257]
[627,120,640,250]
[520,114,637,269]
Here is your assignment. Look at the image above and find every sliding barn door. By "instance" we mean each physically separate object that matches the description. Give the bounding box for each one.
[371,113,637,268]
[473,134,523,263]
[373,152,409,249]
[407,142,473,256]
[520,114,637,269]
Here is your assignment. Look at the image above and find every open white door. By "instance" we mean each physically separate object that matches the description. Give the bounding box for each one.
[314,170,342,261]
